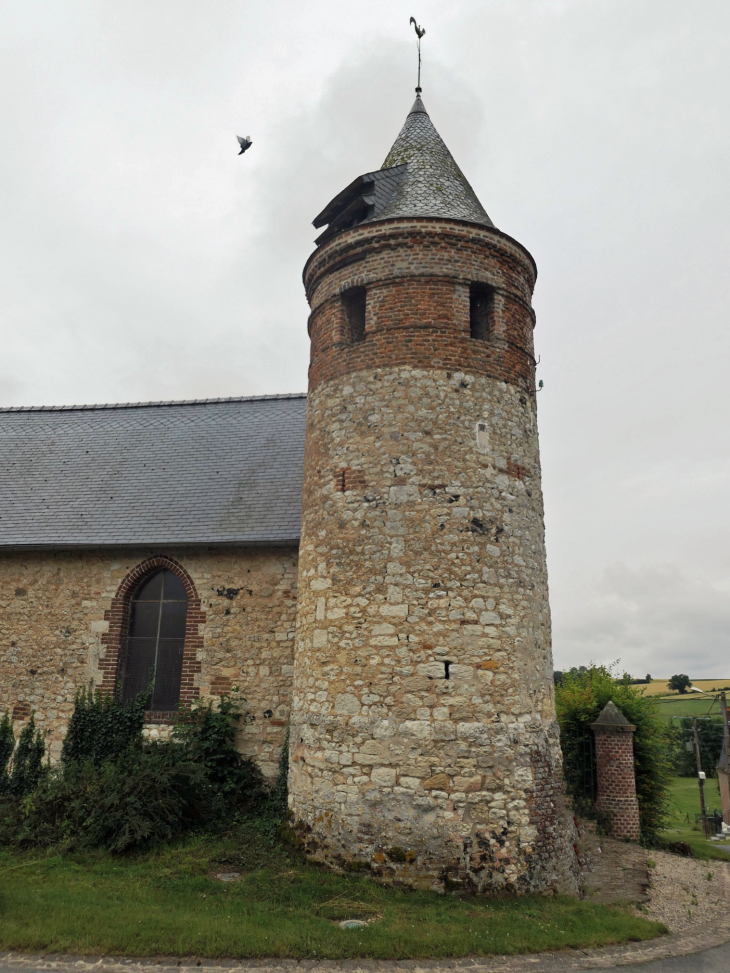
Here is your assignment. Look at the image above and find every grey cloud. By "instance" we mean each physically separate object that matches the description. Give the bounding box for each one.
[555,563,730,680]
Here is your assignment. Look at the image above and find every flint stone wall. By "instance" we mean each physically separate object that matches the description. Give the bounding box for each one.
[290,365,577,894]
[0,547,297,777]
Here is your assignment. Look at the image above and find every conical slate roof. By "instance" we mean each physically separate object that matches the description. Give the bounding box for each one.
[373,94,494,227]
[311,92,494,245]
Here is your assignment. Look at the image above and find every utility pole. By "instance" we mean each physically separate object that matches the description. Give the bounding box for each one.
[693,716,708,835]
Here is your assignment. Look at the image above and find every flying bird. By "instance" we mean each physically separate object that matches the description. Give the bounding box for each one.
[236,135,252,155]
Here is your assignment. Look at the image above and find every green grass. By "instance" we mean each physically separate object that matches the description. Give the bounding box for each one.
[655,696,723,719]
[0,821,665,960]
[661,776,730,861]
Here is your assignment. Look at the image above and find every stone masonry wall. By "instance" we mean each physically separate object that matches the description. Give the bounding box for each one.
[291,216,577,895]
[291,366,577,894]
[593,727,641,840]
[0,546,297,777]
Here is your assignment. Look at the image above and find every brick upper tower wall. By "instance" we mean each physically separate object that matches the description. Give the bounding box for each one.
[304,219,537,394]
[291,215,578,895]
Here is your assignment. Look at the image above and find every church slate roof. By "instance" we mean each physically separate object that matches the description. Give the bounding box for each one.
[0,394,306,549]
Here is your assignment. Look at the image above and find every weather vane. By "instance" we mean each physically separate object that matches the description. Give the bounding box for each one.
[409,17,425,93]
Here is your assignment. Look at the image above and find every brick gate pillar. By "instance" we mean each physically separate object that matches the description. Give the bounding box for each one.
[591,700,641,840]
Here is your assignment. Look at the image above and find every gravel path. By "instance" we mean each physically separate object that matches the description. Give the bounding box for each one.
[639,850,730,931]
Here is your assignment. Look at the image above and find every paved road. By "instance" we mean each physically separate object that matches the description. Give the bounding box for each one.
[3,939,730,973]
[0,947,729,973]
[617,941,730,970]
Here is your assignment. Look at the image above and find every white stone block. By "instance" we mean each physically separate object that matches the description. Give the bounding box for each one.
[371,766,397,786]
[334,693,361,715]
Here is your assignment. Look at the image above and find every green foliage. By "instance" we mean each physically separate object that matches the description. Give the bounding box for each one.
[0,690,266,853]
[0,710,14,795]
[8,715,46,798]
[12,745,210,851]
[555,665,673,842]
[172,695,264,812]
[668,674,692,694]
[668,717,725,778]
[61,683,148,767]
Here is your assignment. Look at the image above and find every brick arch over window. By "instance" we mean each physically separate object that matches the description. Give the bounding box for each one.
[99,556,205,722]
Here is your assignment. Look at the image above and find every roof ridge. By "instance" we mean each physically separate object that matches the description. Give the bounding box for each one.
[0,392,307,414]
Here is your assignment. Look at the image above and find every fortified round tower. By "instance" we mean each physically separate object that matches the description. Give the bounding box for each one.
[290,93,578,895]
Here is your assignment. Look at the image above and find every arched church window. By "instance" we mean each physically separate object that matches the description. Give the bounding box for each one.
[120,569,188,710]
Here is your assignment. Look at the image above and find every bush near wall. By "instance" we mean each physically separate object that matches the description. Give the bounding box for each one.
[555,666,673,841]
[0,688,266,852]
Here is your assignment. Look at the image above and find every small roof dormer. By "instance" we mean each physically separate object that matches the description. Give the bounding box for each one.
[313,94,494,246]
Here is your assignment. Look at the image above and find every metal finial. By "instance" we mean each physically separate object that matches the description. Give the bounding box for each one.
[409,17,425,92]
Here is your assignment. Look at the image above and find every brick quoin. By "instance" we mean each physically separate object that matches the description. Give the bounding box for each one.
[100,554,205,721]
[591,704,641,841]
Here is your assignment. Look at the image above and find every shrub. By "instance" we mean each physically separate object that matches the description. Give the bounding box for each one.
[61,683,148,767]
[9,715,46,797]
[0,689,266,852]
[555,665,673,842]
[172,695,264,813]
[0,710,14,795]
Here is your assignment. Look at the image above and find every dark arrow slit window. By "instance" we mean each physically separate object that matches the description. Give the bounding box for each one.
[470,283,495,340]
[343,287,366,343]
[121,569,188,711]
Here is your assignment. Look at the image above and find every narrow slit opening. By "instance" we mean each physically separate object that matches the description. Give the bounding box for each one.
[343,287,366,343]
[469,283,495,340]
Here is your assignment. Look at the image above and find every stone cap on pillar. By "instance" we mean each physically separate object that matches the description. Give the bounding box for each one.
[590,700,636,733]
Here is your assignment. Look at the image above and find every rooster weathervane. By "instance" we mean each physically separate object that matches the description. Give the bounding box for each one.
[409,17,425,92]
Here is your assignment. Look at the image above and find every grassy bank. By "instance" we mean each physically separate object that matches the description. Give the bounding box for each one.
[661,776,730,861]
[654,696,724,719]
[0,821,664,960]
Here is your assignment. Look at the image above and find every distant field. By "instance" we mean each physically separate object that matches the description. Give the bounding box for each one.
[640,679,730,696]
[654,696,723,719]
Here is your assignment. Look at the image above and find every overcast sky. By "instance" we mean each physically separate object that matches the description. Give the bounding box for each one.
[2,0,729,678]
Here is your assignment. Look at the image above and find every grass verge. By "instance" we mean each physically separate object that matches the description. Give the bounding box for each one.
[0,821,665,960]
[660,776,730,861]
[654,696,724,719]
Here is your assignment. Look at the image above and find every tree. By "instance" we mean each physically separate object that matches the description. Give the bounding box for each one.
[668,674,692,694]
[645,674,652,684]
[669,717,724,778]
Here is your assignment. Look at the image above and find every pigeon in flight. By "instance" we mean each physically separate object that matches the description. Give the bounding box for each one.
[237,135,252,155]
